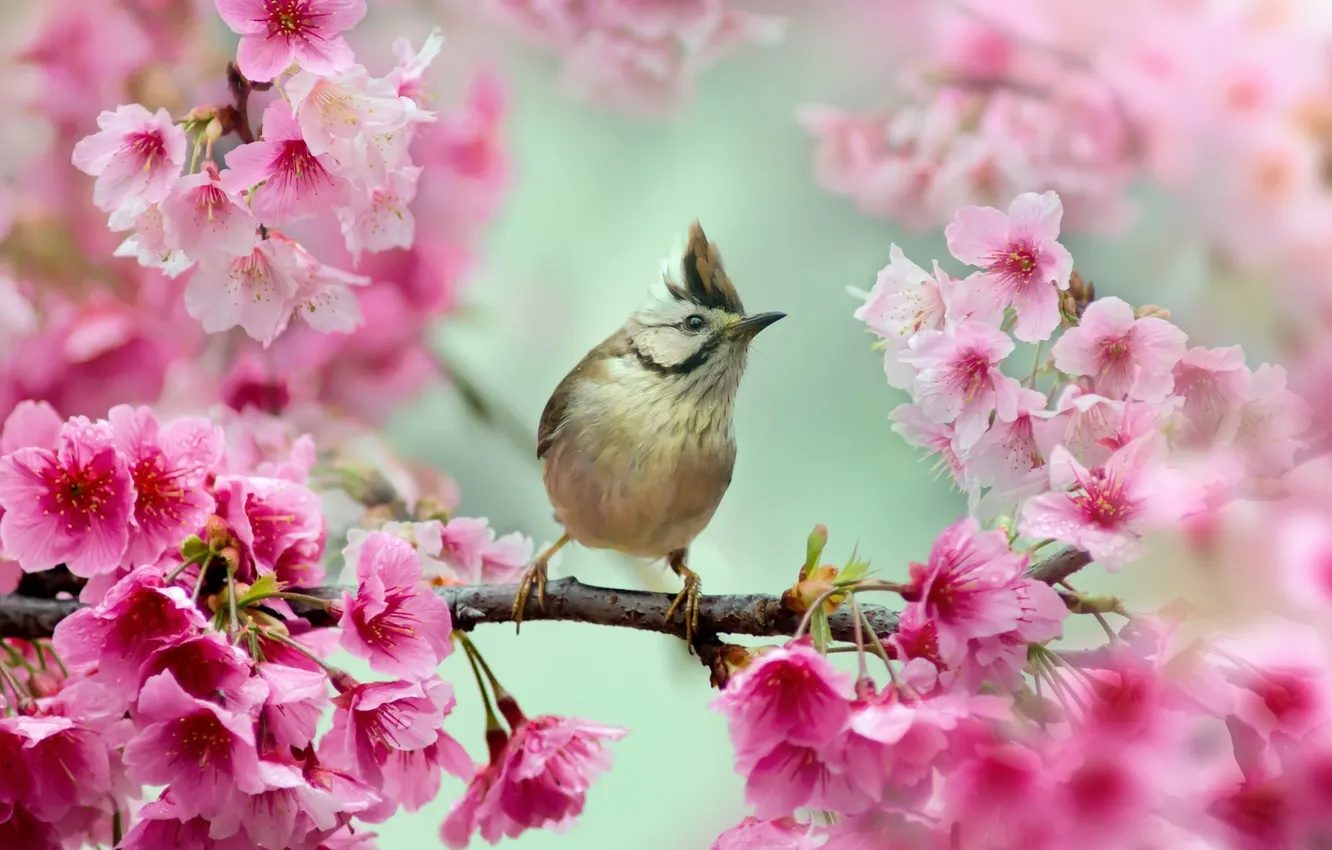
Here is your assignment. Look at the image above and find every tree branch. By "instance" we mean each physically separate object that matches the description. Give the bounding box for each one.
[0,548,1091,642]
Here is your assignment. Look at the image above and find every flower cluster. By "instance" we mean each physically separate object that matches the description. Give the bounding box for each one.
[475,0,785,116]
[0,400,620,847]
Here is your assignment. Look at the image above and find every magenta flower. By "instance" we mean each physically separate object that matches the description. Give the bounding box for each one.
[214,0,367,83]
[213,473,324,577]
[710,639,852,764]
[123,672,265,820]
[320,677,455,789]
[5,716,111,824]
[0,417,135,577]
[221,100,351,225]
[339,531,453,679]
[135,633,263,712]
[1,401,61,455]
[52,565,206,694]
[440,713,628,848]
[742,740,871,820]
[899,319,1022,451]
[960,578,1067,690]
[712,817,817,850]
[71,104,186,213]
[0,802,60,850]
[108,404,223,566]
[377,725,476,815]
[900,518,1030,664]
[257,662,328,751]
[944,191,1074,343]
[160,164,259,260]
[1020,436,1204,569]
[1051,296,1188,402]
[117,795,221,850]
[208,758,378,849]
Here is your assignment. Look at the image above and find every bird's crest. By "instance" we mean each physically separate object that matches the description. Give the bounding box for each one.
[663,221,746,315]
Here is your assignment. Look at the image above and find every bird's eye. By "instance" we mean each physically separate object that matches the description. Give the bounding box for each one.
[684,314,706,332]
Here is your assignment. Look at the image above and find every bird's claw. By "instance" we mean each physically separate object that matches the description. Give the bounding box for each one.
[663,570,702,651]
[510,560,548,634]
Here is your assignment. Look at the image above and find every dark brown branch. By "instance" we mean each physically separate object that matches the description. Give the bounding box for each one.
[0,548,1091,642]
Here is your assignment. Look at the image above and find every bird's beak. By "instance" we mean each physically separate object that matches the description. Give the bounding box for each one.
[728,311,786,340]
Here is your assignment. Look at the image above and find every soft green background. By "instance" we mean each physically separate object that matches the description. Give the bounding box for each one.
[342,5,1274,848]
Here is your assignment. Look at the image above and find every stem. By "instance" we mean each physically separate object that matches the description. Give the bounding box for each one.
[859,607,898,679]
[0,662,29,706]
[461,636,503,732]
[850,595,869,682]
[265,631,341,677]
[794,588,843,640]
[1091,611,1119,643]
[192,565,209,604]
[1027,341,1044,388]
[457,632,510,701]
[112,807,122,847]
[166,552,209,585]
[226,561,240,635]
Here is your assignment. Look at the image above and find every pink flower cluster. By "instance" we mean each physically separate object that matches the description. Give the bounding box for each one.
[477,0,784,116]
[855,190,1311,569]
[712,621,1332,849]
[0,398,620,847]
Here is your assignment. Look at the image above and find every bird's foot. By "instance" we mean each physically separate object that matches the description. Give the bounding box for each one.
[664,552,702,650]
[510,534,569,634]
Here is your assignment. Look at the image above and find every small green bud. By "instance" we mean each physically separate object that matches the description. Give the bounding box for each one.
[802,525,829,580]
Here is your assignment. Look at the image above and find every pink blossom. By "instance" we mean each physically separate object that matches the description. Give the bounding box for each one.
[185,238,304,346]
[214,0,367,83]
[944,743,1054,848]
[51,565,205,695]
[108,404,222,566]
[135,633,262,712]
[899,319,1021,450]
[890,402,968,490]
[1172,345,1252,445]
[480,531,534,584]
[1020,436,1204,569]
[387,27,445,102]
[0,417,135,576]
[160,164,259,259]
[961,578,1067,690]
[339,531,453,679]
[440,713,627,847]
[285,66,412,160]
[376,726,475,816]
[944,191,1074,343]
[117,795,225,850]
[123,672,265,820]
[796,104,887,198]
[109,199,193,278]
[900,518,1030,664]
[1227,363,1311,477]
[967,387,1052,494]
[0,802,60,850]
[1,401,62,455]
[743,740,872,820]
[713,817,817,850]
[5,716,111,824]
[1051,297,1188,402]
[336,165,421,263]
[213,473,324,577]
[221,101,351,225]
[209,757,377,849]
[256,662,328,751]
[711,639,852,764]
[71,104,186,212]
[320,677,455,789]
[851,246,958,389]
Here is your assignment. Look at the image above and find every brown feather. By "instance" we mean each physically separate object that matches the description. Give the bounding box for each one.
[673,221,745,315]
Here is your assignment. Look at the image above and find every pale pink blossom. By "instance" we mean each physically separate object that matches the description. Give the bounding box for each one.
[0,401,61,455]
[1020,436,1204,569]
[1171,345,1252,445]
[1052,297,1188,402]
[710,639,852,764]
[51,565,206,694]
[185,238,303,346]
[967,387,1052,494]
[109,199,192,277]
[851,246,961,389]
[890,402,968,490]
[214,0,367,83]
[712,817,817,850]
[221,101,352,225]
[899,320,1021,450]
[900,518,1030,665]
[71,104,186,212]
[281,233,372,336]
[961,578,1067,690]
[108,404,222,566]
[1225,363,1311,477]
[336,165,421,263]
[480,531,534,583]
[440,712,627,848]
[122,672,265,820]
[796,105,887,198]
[945,191,1074,343]
[160,164,259,259]
[339,531,453,679]
[285,65,412,160]
[0,416,135,576]
[387,27,445,103]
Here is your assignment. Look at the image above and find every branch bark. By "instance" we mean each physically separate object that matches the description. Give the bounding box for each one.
[0,548,1091,642]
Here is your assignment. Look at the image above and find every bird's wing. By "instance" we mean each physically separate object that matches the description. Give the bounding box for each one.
[537,330,631,459]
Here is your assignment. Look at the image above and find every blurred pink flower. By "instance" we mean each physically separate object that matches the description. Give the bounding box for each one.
[712,816,817,850]
[387,27,445,103]
[108,404,222,566]
[1228,363,1311,478]
[215,0,367,82]
[796,105,886,198]
[1020,436,1204,569]
[71,104,186,213]
[5,716,112,824]
[1172,345,1252,445]
[440,713,627,847]
[899,319,1021,450]
[222,101,352,225]
[0,416,134,576]
[890,402,967,489]
[1051,297,1188,402]
[0,802,60,850]
[945,191,1074,343]
[339,531,453,679]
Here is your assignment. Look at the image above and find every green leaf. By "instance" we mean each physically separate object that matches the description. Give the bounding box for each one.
[802,525,829,580]
[237,574,283,608]
[840,545,872,584]
[810,608,833,654]
[179,534,210,562]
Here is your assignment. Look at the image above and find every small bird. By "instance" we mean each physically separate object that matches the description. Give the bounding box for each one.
[512,221,785,645]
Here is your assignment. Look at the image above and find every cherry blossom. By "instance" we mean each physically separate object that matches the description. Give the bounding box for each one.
[899,319,1022,450]
[214,0,368,83]
[71,104,186,213]
[1052,297,1189,402]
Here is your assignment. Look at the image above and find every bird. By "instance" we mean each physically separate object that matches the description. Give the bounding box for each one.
[511,220,785,646]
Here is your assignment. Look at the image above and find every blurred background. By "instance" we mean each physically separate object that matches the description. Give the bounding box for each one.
[0,0,1315,846]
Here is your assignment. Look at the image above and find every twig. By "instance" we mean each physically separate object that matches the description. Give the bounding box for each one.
[0,549,1091,642]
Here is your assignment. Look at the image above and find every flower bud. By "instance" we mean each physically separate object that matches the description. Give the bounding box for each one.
[1135,304,1171,320]
[803,525,829,579]
[27,670,62,698]
[496,694,527,729]
[179,534,209,562]
[204,515,230,549]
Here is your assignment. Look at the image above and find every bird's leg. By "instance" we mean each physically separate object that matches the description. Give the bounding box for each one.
[510,534,570,633]
[663,548,702,650]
